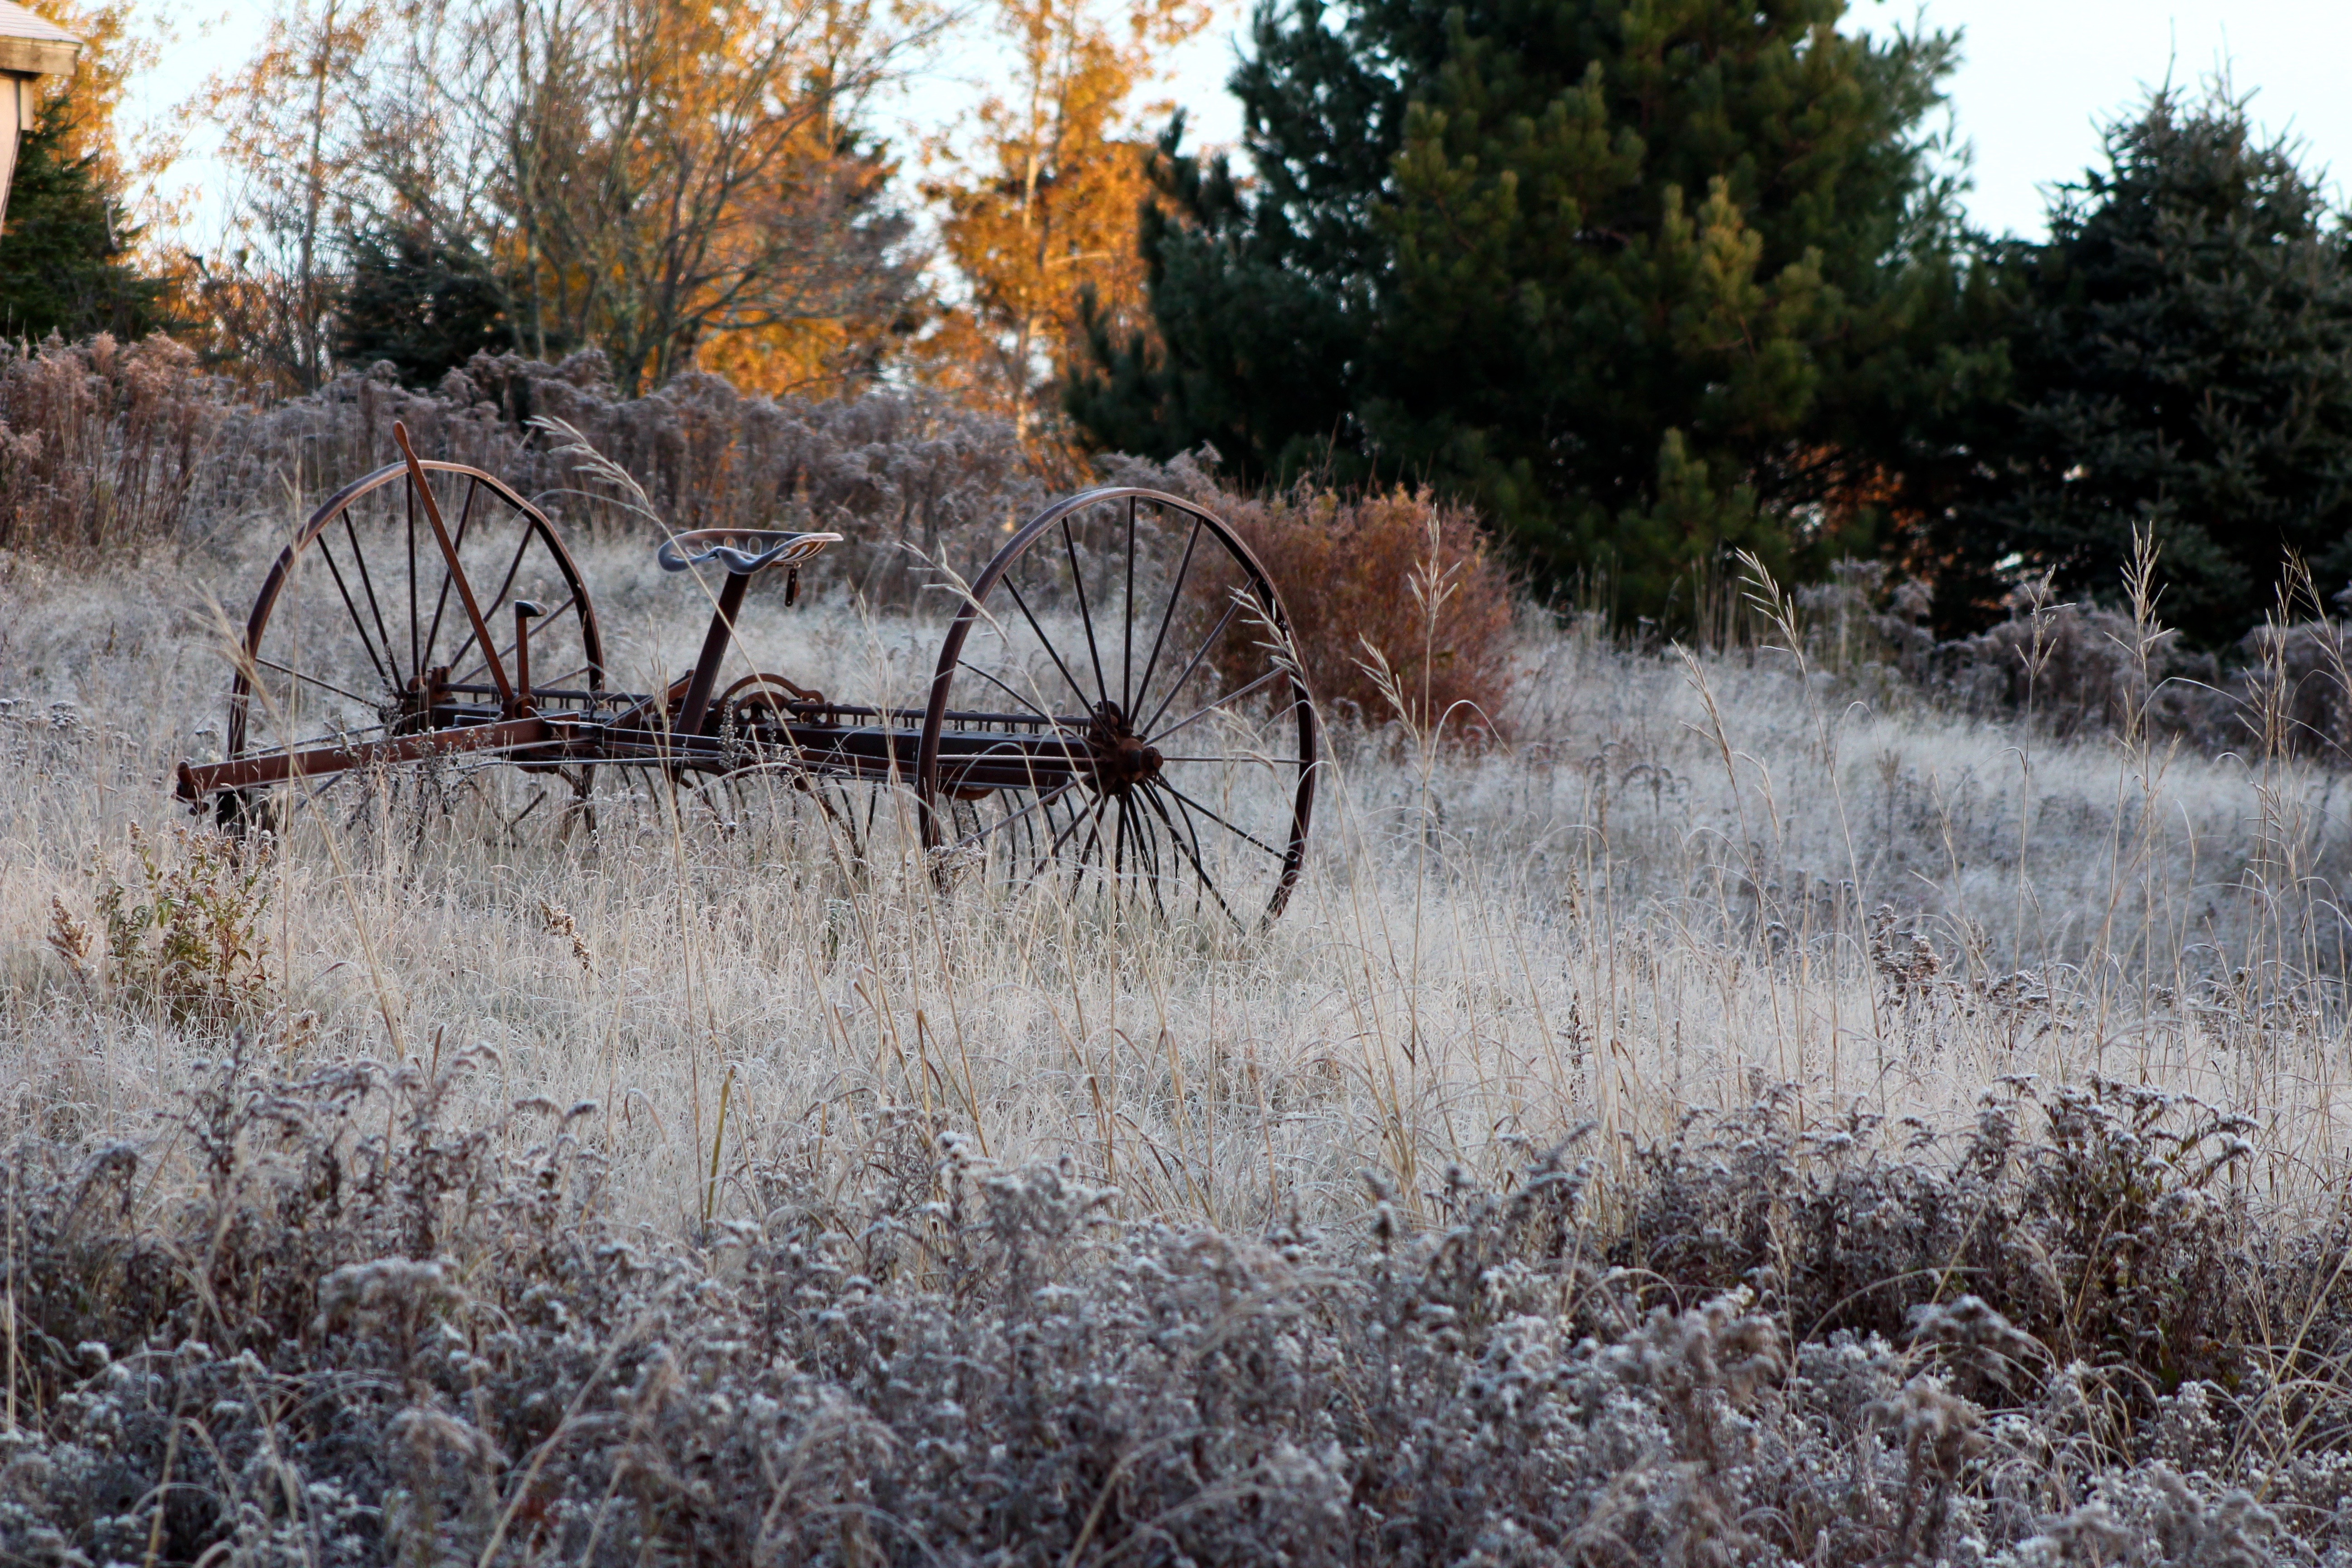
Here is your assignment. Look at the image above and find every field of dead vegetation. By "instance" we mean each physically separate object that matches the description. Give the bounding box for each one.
[8,389,2352,1558]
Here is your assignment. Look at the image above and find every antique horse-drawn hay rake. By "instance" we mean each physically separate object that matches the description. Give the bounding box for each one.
[173,424,1319,926]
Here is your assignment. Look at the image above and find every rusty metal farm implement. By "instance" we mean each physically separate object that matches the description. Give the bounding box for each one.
[173,425,1318,926]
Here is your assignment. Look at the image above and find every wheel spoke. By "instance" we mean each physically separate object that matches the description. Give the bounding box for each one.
[1157,753,1304,767]
[523,661,593,690]
[421,475,481,672]
[446,519,540,674]
[1155,779,1212,916]
[1151,666,1293,747]
[1140,595,1245,735]
[1152,779,1290,860]
[454,590,579,687]
[1121,497,1137,716]
[1002,576,1095,711]
[1137,784,1243,930]
[954,660,1063,725]
[1132,516,1200,725]
[251,656,387,709]
[339,512,404,689]
[1062,515,1109,709]
[311,536,394,692]
[1128,793,1169,917]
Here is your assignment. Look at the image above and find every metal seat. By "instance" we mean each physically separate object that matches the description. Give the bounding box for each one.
[657,529,842,576]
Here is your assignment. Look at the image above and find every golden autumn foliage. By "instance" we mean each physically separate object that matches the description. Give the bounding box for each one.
[205,0,923,395]
[20,0,159,189]
[461,0,920,395]
[919,0,1207,437]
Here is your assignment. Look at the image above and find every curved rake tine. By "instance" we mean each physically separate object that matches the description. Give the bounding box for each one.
[946,778,1082,853]
[1041,789,1111,884]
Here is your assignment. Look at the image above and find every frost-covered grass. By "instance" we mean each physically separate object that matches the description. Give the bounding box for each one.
[8,506,2352,1561]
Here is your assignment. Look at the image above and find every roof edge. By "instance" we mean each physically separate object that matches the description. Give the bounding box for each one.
[0,38,75,78]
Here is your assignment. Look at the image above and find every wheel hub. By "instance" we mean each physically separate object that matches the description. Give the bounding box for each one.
[1088,701,1162,792]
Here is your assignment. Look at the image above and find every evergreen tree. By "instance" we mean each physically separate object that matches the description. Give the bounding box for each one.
[0,96,160,341]
[336,223,524,385]
[1942,89,2352,646]
[1068,0,1977,615]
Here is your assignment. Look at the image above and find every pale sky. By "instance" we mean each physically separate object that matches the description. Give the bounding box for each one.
[1843,0,2352,237]
[1146,0,2352,240]
[132,0,2352,257]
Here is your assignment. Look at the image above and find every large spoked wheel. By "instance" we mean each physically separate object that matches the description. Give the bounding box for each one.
[916,487,1318,928]
[222,458,603,823]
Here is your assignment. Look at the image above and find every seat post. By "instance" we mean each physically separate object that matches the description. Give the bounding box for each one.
[675,571,750,740]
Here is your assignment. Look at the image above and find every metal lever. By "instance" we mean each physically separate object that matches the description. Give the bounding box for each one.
[393,421,514,710]
[512,601,544,716]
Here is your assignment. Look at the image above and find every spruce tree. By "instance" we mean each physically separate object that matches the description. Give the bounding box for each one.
[1069,0,1976,615]
[0,96,160,342]
[1945,89,2352,646]
[337,224,526,386]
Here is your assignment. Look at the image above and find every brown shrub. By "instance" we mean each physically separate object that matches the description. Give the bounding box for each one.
[1217,486,1519,740]
[0,338,1048,603]
[0,333,230,553]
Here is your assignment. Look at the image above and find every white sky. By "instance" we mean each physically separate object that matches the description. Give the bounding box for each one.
[1844,0,2352,237]
[129,0,2352,256]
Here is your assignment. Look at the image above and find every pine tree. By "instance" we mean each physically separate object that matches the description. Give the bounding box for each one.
[1069,0,1975,616]
[0,97,159,342]
[335,222,522,385]
[1944,89,2352,646]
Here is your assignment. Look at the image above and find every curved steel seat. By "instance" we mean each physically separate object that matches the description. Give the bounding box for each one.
[657,529,843,576]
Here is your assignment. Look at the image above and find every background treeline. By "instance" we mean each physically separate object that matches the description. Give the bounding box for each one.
[6,0,2352,650]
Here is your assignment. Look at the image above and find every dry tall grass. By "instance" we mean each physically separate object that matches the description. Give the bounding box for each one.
[14,448,2352,1557]
[9,506,2352,1233]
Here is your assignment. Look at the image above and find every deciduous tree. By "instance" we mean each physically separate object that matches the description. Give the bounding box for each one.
[371,0,926,395]
[208,0,377,390]
[208,0,929,395]
[921,0,1206,437]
